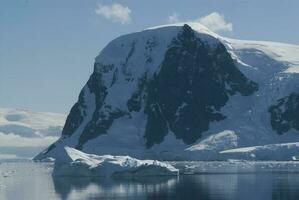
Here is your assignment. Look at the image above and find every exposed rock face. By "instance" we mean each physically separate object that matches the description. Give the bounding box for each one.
[143,25,257,147]
[269,92,299,134]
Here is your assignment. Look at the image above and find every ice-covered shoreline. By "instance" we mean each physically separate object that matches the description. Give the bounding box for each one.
[35,131,299,162]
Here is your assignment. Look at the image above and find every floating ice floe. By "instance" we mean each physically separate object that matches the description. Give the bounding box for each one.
[52,147,179,177]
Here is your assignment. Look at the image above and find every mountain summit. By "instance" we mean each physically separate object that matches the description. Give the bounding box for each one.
[36,23,299,161]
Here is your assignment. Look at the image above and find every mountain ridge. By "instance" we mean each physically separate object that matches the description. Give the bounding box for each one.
[35,23,299,161]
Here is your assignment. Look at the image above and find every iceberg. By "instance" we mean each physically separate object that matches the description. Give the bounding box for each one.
[52,147,179,177]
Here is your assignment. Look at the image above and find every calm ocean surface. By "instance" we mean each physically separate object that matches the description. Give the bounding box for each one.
[1,160,299,200]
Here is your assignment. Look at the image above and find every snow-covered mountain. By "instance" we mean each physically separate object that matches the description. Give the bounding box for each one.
[35,23,299,161]
[0,108,65,147]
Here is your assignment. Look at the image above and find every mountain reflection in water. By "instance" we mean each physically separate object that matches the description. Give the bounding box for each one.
[52,173,299,200]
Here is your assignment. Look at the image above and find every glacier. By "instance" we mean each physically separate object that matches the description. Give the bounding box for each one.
[220,142,299,161]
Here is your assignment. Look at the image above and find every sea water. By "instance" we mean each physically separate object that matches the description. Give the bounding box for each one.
[1,160,299,200]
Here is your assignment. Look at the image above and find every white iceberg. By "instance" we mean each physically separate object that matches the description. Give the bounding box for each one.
[52,147,179,177]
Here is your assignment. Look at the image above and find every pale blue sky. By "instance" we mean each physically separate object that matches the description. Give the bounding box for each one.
[1,0,298,113]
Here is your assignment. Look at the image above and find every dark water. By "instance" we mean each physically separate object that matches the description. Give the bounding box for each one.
[1,161,299,200]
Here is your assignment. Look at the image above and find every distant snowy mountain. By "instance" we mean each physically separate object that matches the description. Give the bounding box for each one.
[0,108,65,148]
[35,23,299,161]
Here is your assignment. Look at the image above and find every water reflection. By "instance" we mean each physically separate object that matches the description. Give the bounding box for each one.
[52,174,235,200]
[52,176,178,200]
[271,174,299,200]
[52,173,299,200]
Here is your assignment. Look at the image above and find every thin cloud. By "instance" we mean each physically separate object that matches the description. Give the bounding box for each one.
[167,12,233,34]
[168,13,180,23]
[197,12,233,33]
[95,3,131,24]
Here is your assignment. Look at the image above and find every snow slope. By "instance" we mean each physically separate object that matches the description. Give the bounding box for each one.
[36,22,299,161]
[224,38,299,73]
